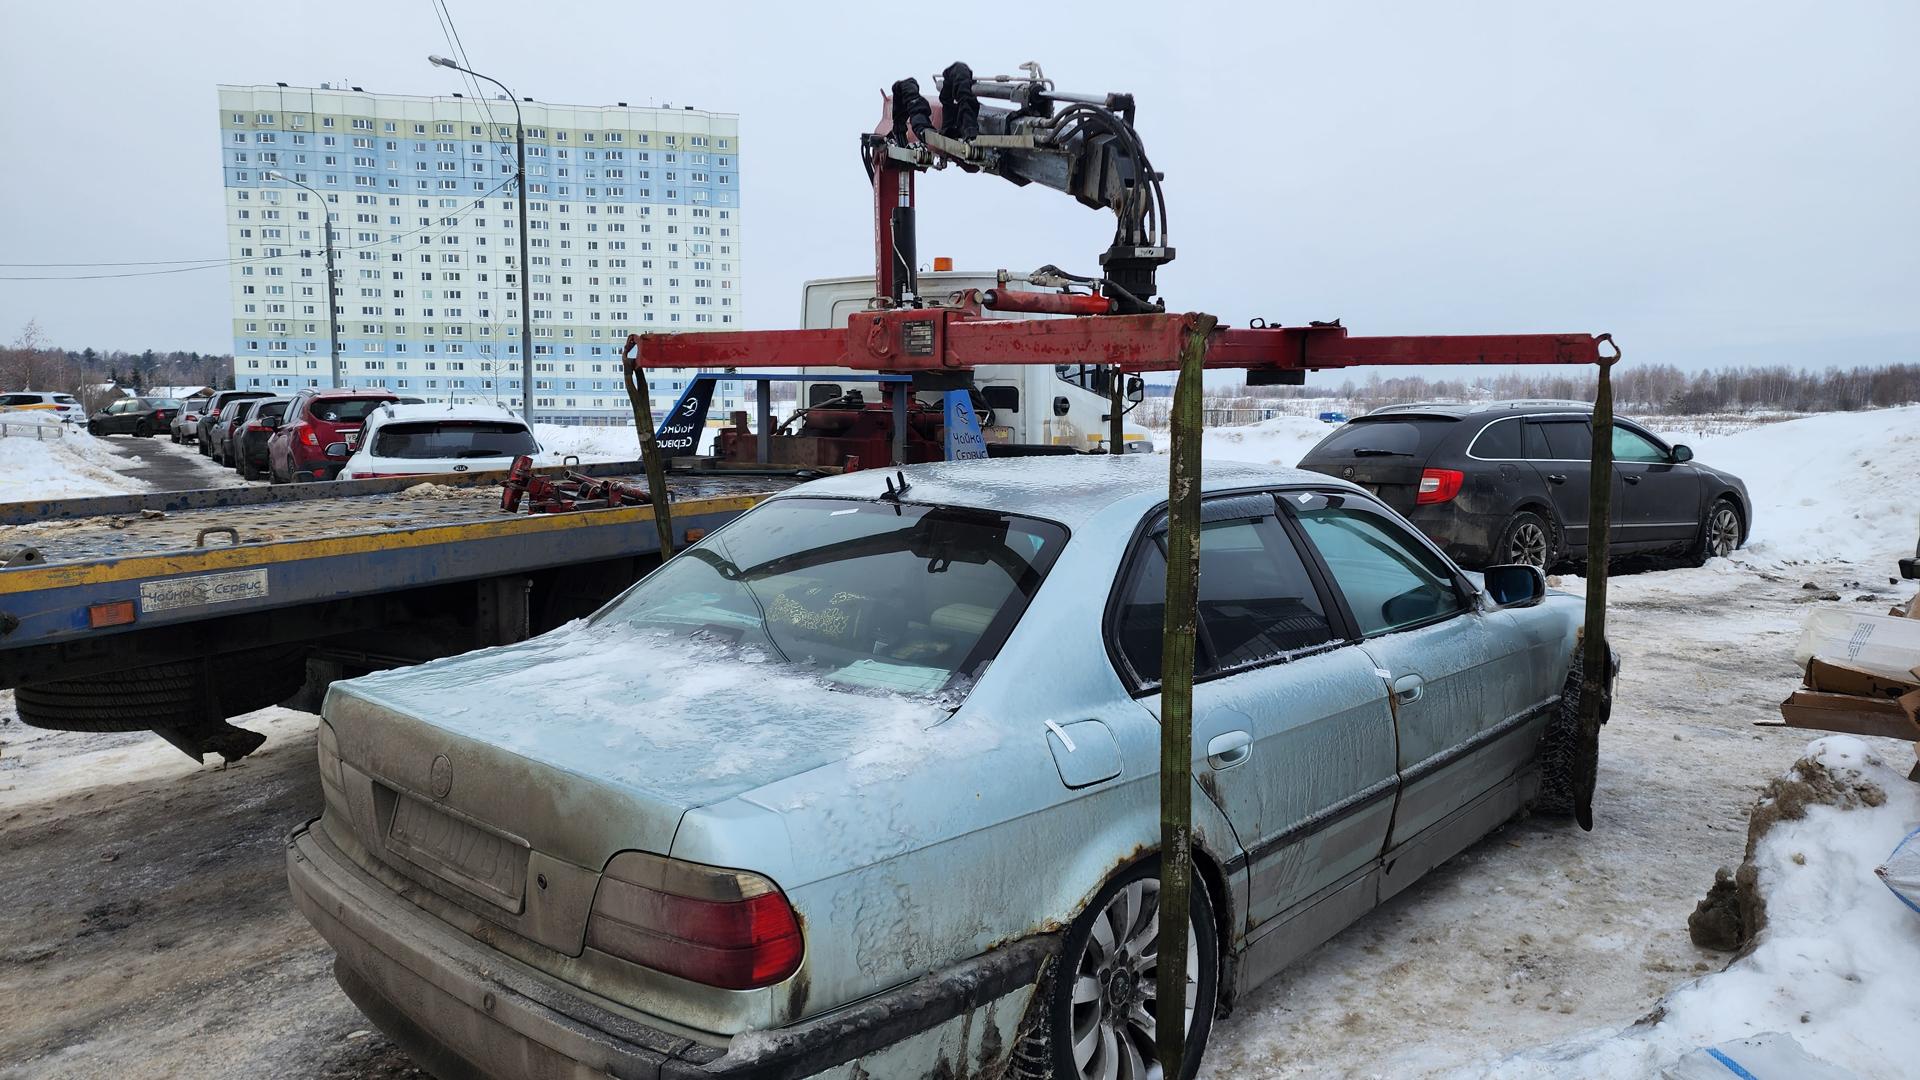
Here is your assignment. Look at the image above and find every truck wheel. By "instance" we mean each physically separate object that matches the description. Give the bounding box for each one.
[13,645,308,734]
[1534,641,1618,830]
[1024,857,1219,1080]
[1496,510,1555,570]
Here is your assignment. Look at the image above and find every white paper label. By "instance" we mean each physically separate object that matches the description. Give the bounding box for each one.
[139,568,270,613]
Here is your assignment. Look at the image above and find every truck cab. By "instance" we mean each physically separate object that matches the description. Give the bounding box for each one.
[796,271,1155,455]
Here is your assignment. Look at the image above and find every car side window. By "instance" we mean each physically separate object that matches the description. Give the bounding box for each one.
[1292,501,1468,636]
[1522,420,1551,459]
[1612,424,1667,463]
[1539,420,1591,460]
[1472,417,1523,458]
[1114,508,1335,686]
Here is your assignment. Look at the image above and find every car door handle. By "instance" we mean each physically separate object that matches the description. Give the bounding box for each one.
[1546,474,1568,485]
[1392,674,1425,704]
[1206,730,1252,771]
[1622,474,1640,484]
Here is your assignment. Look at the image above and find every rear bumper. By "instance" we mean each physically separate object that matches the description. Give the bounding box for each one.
[287,821,1052,1080]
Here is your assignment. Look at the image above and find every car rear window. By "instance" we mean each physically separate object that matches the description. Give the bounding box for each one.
[598,498,1067,694]
[1306,416,1459,460]
[257,401,290,419]
[371,420,538,460]
[308,397,389,423]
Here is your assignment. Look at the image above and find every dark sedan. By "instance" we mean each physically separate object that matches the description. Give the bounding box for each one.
[232,397,292,481]
[1299,401,1751,570]
[87,397,180,438]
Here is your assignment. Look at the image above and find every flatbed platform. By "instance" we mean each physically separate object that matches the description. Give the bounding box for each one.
[0,461,803,682]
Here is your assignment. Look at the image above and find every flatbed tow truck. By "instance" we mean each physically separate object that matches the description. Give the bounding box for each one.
[0,464,796,760]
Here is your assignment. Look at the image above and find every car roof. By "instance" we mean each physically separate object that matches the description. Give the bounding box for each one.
[772,455,1362,529]
[306,388,398,399]
[367,401,528,426]
[1360,399,1596,420]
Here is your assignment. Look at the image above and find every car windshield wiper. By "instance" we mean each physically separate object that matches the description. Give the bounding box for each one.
[1350,448,1410,457]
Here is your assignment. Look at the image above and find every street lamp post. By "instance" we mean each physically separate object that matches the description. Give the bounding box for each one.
[430,55,535,425]
[267,171,342,388]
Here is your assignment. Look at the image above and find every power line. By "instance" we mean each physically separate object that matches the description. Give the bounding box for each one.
[2,176,517,282]
[0,257,234,268]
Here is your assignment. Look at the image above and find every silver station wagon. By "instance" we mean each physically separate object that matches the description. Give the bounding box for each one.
[287,455,1600,1079]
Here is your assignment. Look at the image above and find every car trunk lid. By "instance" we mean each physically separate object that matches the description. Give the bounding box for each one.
[320,619,950,947]
[1297,414,1462,512]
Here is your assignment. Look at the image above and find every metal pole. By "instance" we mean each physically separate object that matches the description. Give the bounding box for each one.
[1108,365,1125,453]
[1157,312,1215,1080]
[322,208,341,387]
[271,173,341,387]
[512,99,533,425]
[431,58,534,425]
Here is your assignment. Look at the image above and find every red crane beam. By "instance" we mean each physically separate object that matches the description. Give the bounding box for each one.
[619,304,1603,377]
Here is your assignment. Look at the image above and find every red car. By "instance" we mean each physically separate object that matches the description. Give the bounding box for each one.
[267,388,399,483]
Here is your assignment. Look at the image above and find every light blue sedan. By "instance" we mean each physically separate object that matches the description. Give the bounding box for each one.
[287,455,1600,1080]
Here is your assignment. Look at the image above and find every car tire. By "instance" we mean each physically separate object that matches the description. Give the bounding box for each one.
[87,421,102,436]
[134,421,153,438]
[1687,497,1742,567]
[1495,510,1556,570]
[14,644,308,734]
[1027,856,1219,1080]
[240,457,259,481]
[1533,641,1618,830]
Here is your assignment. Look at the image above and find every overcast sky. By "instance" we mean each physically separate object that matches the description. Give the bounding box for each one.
[2,1,1913,383]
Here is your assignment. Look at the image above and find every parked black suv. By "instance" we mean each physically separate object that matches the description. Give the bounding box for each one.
[1298,401,1751,570]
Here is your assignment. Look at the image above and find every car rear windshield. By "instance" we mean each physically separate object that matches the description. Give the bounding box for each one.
[370,420,537,460]
[256,401,290,419]
[308,397,389,423]
[1305,416,1459,460]
[597,498,1067,695]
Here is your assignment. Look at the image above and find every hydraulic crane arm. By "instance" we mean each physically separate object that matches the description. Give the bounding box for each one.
[871,62,1172,313]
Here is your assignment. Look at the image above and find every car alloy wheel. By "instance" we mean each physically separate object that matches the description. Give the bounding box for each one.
[1508,521,1550,569]
[1067,877,1197,1080]
[1706,503,1740,558]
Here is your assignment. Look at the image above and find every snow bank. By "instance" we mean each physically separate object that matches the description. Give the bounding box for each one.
[0,429,148,502]
[1463,736,1920,1080]
[1167,414,1339,468]
[1655,406,1920,568]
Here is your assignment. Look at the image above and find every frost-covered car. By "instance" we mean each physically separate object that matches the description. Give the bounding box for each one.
[287,456,1600,1079]
[334,402,539,480]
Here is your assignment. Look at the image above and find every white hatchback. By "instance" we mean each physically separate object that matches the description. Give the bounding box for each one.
[335,402,541,480]
[0,391,85,424]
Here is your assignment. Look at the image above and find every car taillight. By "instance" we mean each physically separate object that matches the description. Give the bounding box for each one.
[300,427,319,446]
[585,851,803,990]
[1416,468,1465,504]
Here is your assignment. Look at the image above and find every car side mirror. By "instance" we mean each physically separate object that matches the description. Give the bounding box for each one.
[324,441,349,460]
[1482,563,1547,609]
[1052,395,1071,417]
[1670,444,1693,463]
[1126,375,1145,403]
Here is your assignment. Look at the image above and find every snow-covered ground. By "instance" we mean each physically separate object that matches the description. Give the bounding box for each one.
[1198,406,1920,1079]
[0,427,150,501]
[2,407,1915,1078]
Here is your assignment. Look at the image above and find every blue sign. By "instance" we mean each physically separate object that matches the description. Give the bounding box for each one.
[943,390,989,462]
[655,379,718,458]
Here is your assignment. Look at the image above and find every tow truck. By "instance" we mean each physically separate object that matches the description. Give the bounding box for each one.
[2,61,1608,766]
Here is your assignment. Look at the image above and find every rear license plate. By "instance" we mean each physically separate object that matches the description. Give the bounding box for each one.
[381,788,528,912]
